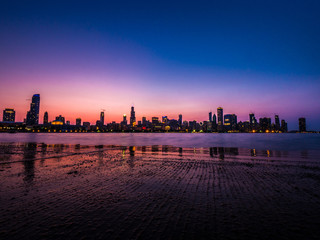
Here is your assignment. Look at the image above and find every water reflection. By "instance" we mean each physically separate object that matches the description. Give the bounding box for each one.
[179,147,183,157]
[23,143,37,185]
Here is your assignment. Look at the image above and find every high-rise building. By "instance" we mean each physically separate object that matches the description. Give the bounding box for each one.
[212,114,217,125]
[122,114,127,125]
[3,108,15,122]
[100,112,105,126]
[26,94,40,125]
[275,115,280,130]
[299,118,306,132]
[130,106,136,126]
[142,116,147,126]
[209,112,212,122]
[76,118,82,126]
[281,119,288,132]
[249,113,256,125]
[217,107,223,131]
[224,114,237,131]
[43,111,48,124]
[178,114,182,126]
[259,117,271,132]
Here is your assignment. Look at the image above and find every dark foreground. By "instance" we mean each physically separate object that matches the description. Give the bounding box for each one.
[1,143,320,240]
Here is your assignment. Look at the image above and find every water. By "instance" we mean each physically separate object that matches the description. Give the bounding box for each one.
[1,134,320,239]
[0,132,319,151]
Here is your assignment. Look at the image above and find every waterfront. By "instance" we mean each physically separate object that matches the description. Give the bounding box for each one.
[1,134,320,239]
[0,132,320,150]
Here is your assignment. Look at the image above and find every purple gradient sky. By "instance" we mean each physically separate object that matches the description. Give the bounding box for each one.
[0,1,319,130]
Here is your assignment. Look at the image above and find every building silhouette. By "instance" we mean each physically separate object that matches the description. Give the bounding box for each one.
[26,94,40,125]
[100,112,105,126]
[76,118,81,126]
[55,115,65,124]
[217,107,223,132]
[224,114,237,131]
[142,116,147,126]
[130,106,136,126]
[178,114,182,126]
[3,108,15,122]
[275,115,280,131]
[212,114,217,124]
[299,118,306,132]
[209,112,212,122]
[281,119,288,132]
[122,114,127,126]
[43,111,48,124]
[259,117,272,132]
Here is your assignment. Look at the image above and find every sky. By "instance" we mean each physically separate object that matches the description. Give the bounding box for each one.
[0,0,319,130]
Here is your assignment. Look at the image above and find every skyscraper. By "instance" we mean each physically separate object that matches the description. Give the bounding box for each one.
[209,112,212,122]
[249,113,256,125]
[26,94,40,125]
[178,114,182,126]
[212,114,217,125]
[142,116,147,126]
[100,111,105,126]
[130,106,136,126]
[275,115,280,130]
[281,119,288,132]
[299,118,306,132]
[224,114,237,131]
[122,114,127,125]
[76,118,82,126]
[43,111,48,124]
[217,107,223,132]
[3,108,15,122]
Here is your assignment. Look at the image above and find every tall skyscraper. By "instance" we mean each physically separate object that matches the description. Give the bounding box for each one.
[299,118,306,132]
[76,118,82,126]
[130,106,136,126]
[281,119,288,132]
[209,112,212,122]
[100,111,105,126]
[43,111,48,124]
[212,114,217,125]
[3,108,15,122]
[217,107,223,131]
[249,113,256,125]
[275,115,280,130]
[178,114,182,126]
[26,94,40,125]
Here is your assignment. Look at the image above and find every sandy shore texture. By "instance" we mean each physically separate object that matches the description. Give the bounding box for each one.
[1,143,320,240]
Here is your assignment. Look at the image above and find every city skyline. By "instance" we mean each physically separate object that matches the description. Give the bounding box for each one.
[0,1,320,130]
[0,93,312,132]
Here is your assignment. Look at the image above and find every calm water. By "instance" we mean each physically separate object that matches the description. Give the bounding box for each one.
[0,132,319,151]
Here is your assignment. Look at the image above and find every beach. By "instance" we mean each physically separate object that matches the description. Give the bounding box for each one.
[1,142,320,239]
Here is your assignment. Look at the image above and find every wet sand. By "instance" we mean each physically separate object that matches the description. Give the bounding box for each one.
[1,143,320,239]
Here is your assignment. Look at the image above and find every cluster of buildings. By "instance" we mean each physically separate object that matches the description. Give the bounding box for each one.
[0,94,310,133]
